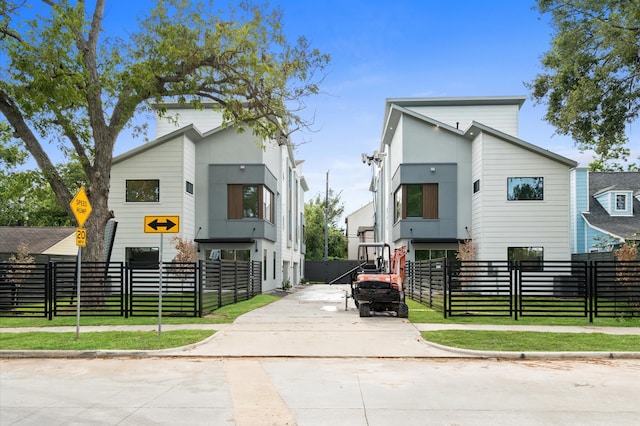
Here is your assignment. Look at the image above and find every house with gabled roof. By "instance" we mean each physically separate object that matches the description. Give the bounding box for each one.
[570,169,640,252]
[109,104,307,291]
[0,227,76,262]
[368,96,578,263]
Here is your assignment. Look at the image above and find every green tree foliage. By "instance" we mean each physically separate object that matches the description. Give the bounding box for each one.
[303,191,347,260]
[0,0,329,262]
[528,0,640,170]
[0,160,85,226]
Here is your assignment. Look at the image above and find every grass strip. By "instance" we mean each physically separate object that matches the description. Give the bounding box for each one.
[0,294,279,328]
[0,330,215,351]
[406,299,640,327]
[421,330,640,352]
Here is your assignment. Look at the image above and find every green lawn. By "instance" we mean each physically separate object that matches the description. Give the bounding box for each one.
[421,330,640,352]
[0,294,278,351]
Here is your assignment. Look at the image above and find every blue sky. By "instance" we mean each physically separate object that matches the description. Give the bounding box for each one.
[17,1,639,223]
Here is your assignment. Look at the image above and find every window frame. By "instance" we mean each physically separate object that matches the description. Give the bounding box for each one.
[507,177,544,201]
[615,193,627,211]
[228,184,274,223]
[508,246,544,271]
[394,183,439,221]
[125,179,160,203]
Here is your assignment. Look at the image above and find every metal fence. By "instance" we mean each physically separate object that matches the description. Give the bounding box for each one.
[0,260,262,319]
[406,259,640,322]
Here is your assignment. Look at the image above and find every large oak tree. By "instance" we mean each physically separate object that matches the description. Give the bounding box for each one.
[0,0,329,261]
[528,0,640,170]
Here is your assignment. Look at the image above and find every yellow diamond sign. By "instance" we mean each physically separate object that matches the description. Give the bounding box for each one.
[70,187,92,227]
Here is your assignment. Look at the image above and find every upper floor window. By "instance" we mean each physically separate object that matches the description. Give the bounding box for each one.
[394,183,438,222]
[228,184,274,222]
[615,194,627,211]
[126,179,159,202]
[185,181,194,195]
[507,177,543,201]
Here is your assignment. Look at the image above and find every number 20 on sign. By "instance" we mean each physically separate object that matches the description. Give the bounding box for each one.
[76,228,87,247]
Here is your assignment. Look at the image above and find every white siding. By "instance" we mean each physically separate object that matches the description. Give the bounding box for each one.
[110,136,187,263]
[408,104,520,137]
[155,108,224,138]
[473,133,572,261]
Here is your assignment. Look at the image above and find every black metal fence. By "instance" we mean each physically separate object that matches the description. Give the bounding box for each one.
[0,260,262,319]
[406,259,640,322]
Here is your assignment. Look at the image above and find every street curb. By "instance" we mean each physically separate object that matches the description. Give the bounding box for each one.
[422,340,640,360]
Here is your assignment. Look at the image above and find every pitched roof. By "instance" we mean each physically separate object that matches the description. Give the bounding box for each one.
[0,227,76,255]
[583,172,640,240]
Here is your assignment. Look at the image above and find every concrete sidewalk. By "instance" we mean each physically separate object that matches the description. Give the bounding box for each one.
[1,284,639,359]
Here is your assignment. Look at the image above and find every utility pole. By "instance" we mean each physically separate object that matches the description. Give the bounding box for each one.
[324,170,329,261]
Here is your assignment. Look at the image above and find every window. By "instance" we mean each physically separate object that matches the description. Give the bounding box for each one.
[415,249,458,261]
[616,194,627,211]
[228,184,274,222]
[508,247,543,271]
[185,181,194,194]
[263,186,273,223]
[473,179,480,194]
[507,177,543,201]
[394,183,439,221]
[126,247,159,268]
[126,179,159,202]
[206,249,250,261]
[406,184,423,217]
[394,187,403,223]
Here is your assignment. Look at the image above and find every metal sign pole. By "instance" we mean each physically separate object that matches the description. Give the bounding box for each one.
[158,234,163,337]
[75,246,81,339]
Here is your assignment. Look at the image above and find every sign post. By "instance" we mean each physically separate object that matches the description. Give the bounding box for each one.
[70,187,92,339]
[144,216,180,336]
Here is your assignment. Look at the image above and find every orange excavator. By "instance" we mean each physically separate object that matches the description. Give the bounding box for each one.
[351,243,409,318]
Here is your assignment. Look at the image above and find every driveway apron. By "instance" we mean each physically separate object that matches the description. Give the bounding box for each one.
[167,284,459,358]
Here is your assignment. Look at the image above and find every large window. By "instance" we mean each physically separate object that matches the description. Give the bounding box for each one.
[415,249,458,261]
[507,177,543,201]
[508,246,543,271]
[126,179,159,202]
[206,249,250,261]
[126,247,159,268]
[394,183,439,222]
[228,184,274,222]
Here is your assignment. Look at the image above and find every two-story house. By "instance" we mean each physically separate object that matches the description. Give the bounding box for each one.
[370,96,578,263]
[570,169,640,252]
[109,103,307,291]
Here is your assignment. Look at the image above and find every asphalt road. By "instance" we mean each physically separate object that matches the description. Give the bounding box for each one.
[2,357,639,425]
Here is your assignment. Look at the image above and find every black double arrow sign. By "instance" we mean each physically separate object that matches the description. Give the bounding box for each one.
[147,218,177,231]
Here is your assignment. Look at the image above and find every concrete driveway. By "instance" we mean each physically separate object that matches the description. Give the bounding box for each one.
[167,284,461,358]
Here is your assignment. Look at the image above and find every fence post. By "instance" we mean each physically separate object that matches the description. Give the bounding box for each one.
[588,261,594,323]
[443,259,448,319]
[197,260,203,317]
[512,261,519,321]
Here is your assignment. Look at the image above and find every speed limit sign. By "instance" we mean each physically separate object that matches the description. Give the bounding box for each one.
[75,227,87,247]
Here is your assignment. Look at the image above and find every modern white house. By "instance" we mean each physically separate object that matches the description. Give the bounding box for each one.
[368,96,578,263]
[109,104,307,291]
[570,169,640,252]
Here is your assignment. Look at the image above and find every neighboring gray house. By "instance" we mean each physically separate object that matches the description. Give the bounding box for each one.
[368,96,578,262]
[109,104,307,291]
[570,169,640,252]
